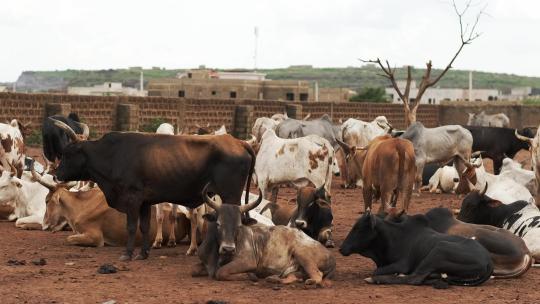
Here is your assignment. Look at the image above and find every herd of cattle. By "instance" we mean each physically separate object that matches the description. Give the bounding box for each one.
[0,109,539,289]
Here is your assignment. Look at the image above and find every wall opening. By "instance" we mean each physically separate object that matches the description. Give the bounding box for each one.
[178,90,185,98]
[286,93,295,101]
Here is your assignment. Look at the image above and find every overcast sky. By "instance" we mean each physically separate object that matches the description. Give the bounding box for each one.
[1,0,539,82]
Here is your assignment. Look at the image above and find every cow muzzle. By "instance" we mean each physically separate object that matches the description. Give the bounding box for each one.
[295,220,307,229]
[219,243,236,255]
[453,177,460,183]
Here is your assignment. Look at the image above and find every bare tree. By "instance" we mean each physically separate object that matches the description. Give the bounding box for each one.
[361,0,484,126]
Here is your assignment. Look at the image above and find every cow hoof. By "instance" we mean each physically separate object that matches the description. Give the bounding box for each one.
[134,253,148,260]
[265,275,282,284]
[186,247,197,256]
[119,254,132,261]
[305,279,321,287]
[324,240,335,248]
[364,277,374,284]
[167,241,177,248]
[152,242,162,249]
[248,273,259,282]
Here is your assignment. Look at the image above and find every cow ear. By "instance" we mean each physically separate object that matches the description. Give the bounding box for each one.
[487,200,502,208]
[242,217,258,226]
[315,186,326,200]
[202,213,217,222]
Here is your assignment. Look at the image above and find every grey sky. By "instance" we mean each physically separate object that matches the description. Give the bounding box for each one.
[1,0,539,82]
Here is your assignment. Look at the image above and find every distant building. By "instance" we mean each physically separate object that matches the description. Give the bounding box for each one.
[385,81,500,104]
[148,68,353,102]
[149,69,310,101]
[67,82,147,97]
[0,86,7,92]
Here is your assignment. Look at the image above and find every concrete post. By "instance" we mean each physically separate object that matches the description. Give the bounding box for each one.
[233,105,254,139]
[116,104,139,131]
[285,104,303,120]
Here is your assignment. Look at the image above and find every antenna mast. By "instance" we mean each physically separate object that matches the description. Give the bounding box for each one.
[254,26,259,71]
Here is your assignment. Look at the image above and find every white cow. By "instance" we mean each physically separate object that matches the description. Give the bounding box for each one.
[467,111,510,128]
[500,158,536,194]
[468,155,534,204]
[255,129,334,204]
[0,120,27,178]
[0,170,48,229]
[340,116,392,147]
[515,127,540,205]
[425,165,460,193]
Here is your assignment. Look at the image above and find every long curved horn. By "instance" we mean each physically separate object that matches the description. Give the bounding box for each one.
[73,121,90,139]
[480,182,488,196]
[240,190,263,213]
[303,113,311,121]
[202,183,221,210]
[467,179,476,191]
[30,166,57,191]
[515,129,533,145]
[50,118,79,142]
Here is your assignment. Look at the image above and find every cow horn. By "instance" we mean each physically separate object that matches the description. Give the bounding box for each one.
[480,182,488,196]
[336,139,352,155]
[202,183,221,210]
[303,113,311,121]
[471,151,484,158]
[467,179,476,192]
[50,118,79,142]
[515,129,533,145]
[73,121,90,139]
[206,122,210,128]
[240,190,263,213]
[30,165,57,191]
[356,146,368,151]
[195,123,202,129]
[245,134,257,146]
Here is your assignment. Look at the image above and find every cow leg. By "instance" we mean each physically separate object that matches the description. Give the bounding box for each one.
[318,227,335,248]
[362,187,373,213]
[120,199,141,261]
[266,273,301,284]
[15,215,43,230]
[373,260,408,276]
[167,204,177,247]
[66,232,103,247]
[295,253,324,286]
[135,203,152,260]
[215,258,256,281]
[366,273,430,285]
[186,208,198,255]
[152,204,165,249]
[493,157,503,175]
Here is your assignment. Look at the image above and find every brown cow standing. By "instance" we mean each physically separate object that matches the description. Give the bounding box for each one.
[338,135,416,213]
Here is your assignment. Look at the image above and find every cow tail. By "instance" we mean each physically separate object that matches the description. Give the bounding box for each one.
[397,143,406,191]
[243,141,257,207]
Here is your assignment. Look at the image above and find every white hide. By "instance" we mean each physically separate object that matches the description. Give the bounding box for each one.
[428,165,459,193]
[500,158,536,194]
[255,129,334,200]
[340,116,390,147]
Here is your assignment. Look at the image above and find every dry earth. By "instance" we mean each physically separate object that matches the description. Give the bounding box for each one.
[0,149,537,304]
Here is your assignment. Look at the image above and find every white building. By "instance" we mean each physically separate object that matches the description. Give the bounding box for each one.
[385,80,500,104]
[0,86,7,92]
[67,82,147,97]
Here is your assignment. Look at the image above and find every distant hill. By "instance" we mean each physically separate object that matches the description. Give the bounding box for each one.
[14,66,540,93]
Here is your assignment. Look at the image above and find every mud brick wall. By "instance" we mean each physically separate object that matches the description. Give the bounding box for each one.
[0,92,537,143]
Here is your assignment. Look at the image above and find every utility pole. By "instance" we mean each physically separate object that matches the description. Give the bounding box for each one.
[253,26,259,71]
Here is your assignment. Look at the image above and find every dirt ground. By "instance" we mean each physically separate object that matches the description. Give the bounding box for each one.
[0,149,538,304]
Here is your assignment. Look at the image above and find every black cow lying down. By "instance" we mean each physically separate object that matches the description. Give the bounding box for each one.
[339,209,493,288]
[192,185,335,287]
[386,207,532,279]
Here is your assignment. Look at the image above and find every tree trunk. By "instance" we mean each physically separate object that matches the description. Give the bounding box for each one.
[405,107,417,127]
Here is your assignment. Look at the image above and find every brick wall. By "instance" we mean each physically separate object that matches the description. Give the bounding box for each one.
[0,92,536,142]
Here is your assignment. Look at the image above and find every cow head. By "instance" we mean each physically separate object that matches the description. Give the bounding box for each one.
[456,183,503,226]
[293,185,331,229]
[455,152,483,194]
[515,129,534,150]
[202,184,262,256]
[30,166,70,231]
[339,208,378,257]
[50,117,89,142]
[467,112,476,125]
[336,139,367,188]
[55,142,89,182]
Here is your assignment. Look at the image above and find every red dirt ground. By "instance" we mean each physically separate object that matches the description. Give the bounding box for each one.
[0,149,537,304]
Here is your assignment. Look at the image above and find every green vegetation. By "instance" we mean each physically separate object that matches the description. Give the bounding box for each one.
[140,118,166,133]
[350,87,388,103]
[18,65,540,93]
[523,98,540,105]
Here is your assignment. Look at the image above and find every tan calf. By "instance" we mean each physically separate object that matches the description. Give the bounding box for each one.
[338,135,416,213]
